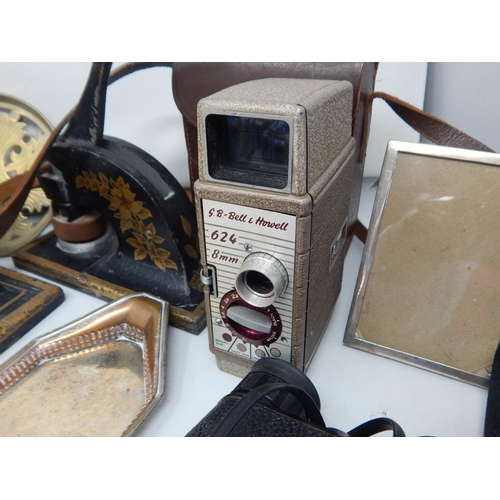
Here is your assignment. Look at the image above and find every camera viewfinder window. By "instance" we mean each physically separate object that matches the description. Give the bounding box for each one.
[206,114,290,189]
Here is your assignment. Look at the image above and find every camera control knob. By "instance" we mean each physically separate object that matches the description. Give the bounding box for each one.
[235,252,289,307]
[220,290,282,346]
[226,305,273,333]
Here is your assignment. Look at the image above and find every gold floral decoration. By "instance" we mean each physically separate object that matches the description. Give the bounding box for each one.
[180,214,199,259]
[180,215,192,238]
[184,243,198,259]
[75,171,178,271]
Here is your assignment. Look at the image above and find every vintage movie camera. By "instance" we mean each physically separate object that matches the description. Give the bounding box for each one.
[194,78,355,377]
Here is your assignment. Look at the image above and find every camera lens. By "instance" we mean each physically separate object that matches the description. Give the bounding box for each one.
[235,252,289,307]
[244,271,274,297]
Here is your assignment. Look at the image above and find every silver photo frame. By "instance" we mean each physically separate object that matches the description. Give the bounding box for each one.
[344,141,500,388]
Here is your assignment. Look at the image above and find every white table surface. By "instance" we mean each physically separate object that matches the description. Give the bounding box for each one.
[0,179,488,437]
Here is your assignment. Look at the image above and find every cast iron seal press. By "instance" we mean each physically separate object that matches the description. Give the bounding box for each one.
[15,62,205,334]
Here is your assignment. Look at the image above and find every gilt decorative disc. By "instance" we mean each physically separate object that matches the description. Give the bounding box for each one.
[0,93,53,256]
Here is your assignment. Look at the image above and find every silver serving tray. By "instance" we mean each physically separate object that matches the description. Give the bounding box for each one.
[0,293,168,436]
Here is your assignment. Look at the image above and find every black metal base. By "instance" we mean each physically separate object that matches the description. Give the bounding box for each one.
[13,232,206,335]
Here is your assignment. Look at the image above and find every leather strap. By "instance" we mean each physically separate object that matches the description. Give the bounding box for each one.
[0,175,38,204]
[360,91,495,164]
[353,91,496,244]
[209,382,405,437]
[2,66,496,243]
[0,108,72,239]
[0,62,172,239]
[347,416,406,437]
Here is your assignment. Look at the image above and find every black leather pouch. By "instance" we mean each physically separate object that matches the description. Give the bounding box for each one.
[186,358,405,437]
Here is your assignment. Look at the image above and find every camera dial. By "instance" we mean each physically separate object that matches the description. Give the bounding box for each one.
[235,252,289,307]
[219,290,282,346]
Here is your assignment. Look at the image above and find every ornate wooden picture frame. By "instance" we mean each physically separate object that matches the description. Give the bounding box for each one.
[0,267,64,353]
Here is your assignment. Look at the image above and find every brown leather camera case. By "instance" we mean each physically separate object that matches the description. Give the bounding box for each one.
[171,62,378,236]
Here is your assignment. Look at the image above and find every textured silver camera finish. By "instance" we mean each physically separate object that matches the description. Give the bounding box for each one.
[195,78,355,377]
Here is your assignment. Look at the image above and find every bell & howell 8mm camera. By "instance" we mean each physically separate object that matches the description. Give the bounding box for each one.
[194,78,355,377]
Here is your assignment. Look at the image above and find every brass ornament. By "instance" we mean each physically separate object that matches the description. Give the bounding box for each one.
[0,94,53,256]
